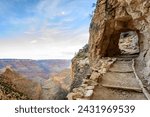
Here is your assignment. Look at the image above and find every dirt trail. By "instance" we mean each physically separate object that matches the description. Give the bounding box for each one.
[91,54,147,100]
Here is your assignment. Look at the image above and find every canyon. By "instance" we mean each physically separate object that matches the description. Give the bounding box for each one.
[0,59,70,84]
[0,59,71,100]
[1,0,150,100]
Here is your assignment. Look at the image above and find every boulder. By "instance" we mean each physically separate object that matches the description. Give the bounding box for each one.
[84,90,94,98]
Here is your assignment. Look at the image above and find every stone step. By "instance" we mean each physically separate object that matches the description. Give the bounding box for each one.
[109,61,133,73]
[102,72,142,92]
[92,85,146,100]
[102,84,142,92]
[116,54,139,58]
[116,58,133,61]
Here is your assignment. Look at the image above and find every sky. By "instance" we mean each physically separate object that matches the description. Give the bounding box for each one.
[0,0,97,59]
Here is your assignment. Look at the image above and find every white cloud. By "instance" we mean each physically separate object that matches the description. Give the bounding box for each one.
[0,0,94,59]
[0,26,89,59]
[30,40,38,44]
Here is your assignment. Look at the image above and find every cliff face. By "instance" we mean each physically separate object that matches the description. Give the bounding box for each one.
[69,0,150,99]
[89,0,150,60]
[89,0,150,91]
[70,44,91,90]
[41,69,71,100]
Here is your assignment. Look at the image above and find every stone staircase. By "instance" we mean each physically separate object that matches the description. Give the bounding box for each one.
[91,54,147,100]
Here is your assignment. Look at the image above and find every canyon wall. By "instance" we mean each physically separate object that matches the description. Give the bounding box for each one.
[70,0,150,95]
[89,0,150,60]
[0,59,70,84]
[41,69,72,100]
[89,0,150,92]
[70,44,91,90]
[0,68,41,99]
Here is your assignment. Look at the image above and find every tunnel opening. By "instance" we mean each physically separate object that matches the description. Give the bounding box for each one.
[104,30,140,57]
[118,31,140,55]
[94,17,141,59]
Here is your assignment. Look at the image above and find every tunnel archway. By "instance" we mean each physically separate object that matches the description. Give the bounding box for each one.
[101,17,140,57]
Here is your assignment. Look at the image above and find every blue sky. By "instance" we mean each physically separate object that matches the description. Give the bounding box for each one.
[0,0,96,59]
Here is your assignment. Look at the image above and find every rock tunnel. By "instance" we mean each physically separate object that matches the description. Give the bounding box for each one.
[101,17,140,57]
[88,0,150,93]
[89,16,141,61]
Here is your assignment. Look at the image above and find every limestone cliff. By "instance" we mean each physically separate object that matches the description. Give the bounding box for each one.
[89,0,150,92]
[68,0,150,99]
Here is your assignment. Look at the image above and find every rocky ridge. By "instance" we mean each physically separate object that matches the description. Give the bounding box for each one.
[0,67,71,100]
[0,67,41,99]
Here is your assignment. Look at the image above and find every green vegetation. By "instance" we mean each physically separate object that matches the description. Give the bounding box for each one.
[0,76,29,100]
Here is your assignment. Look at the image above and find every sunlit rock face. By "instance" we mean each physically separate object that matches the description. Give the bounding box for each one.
[89,0,150,91]
[0,68,41,99]
[89,0,148,59]
[41,69,71,100]
[119,31,139,55]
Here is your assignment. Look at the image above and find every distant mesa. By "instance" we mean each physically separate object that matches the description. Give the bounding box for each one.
[0,59,71,84]
[0,59,71,100]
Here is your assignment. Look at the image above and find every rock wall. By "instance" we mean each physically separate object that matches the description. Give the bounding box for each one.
[89,0,150,91]
[70,44,91,91]
[67,57,116,100]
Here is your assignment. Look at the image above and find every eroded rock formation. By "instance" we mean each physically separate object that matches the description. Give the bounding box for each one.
[0,59,71,84]
[89,0,148,59]
[41,69,72,100]
[89,0,150,92]
[0,68,41,99]
[68,0,150,99]
[70,44,91,91]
